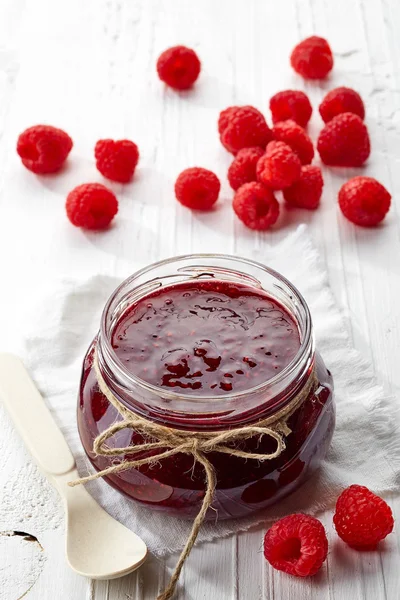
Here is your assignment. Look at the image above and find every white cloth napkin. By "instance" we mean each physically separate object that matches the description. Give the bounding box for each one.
[21,226,400,557]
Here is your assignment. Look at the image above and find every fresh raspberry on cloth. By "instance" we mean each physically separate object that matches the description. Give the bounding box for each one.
[269,90,312,127]
[319,87,365,123]
[333,485,394,548]
[256,141,301,189]
[317,113,370,167]
[218,106,273,154]
[17,125,73,174]
[233,181,279,230]
[290,36,333,79]
[175,167,220,210]
[66,183,118,230]
[338,176,391,227]
[95,139,139,183]
[264,514,328,576]
[156,46,201,90]
[227,147,265,190]
[272,120,314,165]
[283,165,323,210]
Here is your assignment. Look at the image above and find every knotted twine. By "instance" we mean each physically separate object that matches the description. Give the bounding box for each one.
[69,350,317,600]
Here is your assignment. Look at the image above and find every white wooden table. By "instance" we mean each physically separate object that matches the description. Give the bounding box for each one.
[0,0,399,598]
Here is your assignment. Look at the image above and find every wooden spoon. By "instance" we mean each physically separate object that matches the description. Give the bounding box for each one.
[0,353,148,580]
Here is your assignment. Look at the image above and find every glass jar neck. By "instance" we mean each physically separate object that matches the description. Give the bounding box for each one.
[96,254,314,431]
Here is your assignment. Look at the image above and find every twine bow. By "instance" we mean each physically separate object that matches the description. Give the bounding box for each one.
[70,350,316,600]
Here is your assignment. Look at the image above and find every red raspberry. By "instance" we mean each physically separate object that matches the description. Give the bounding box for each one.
[290,36,333,79]
[218,106,273,155]
[17,125,73,174]
[283,165,323,210]
[218,107,237,135]
[264,514,328,577]
[272,120,314,165]
[257,141,301,190]
[66,183,118,230]
[269,90,312,127]
[175,167,220,210]
[319,87,365,123]
[233,182,279,230]
[227,147,264,190]
[333,485,394,549]
[338,176,391,227]
[95,139,139,183]
[317,113,370,167]
[156,46,201,90]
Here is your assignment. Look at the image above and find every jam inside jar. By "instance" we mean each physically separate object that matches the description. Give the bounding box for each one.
[78,255,335,520]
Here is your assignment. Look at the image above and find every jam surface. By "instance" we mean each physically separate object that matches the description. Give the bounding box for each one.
[112,280,301,394]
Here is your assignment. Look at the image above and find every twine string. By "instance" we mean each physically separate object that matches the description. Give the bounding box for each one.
[69,350,316,600]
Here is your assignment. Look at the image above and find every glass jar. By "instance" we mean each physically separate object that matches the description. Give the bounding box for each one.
[77,255,335,520]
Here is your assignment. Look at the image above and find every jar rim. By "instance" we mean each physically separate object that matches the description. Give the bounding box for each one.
[99,253,313,404]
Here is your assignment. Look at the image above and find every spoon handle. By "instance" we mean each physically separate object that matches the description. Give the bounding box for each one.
[0,353,76,477]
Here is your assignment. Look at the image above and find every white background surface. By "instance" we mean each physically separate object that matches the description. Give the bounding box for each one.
[0,0,399,598]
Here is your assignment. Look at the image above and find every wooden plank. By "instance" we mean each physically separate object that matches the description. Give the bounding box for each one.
[0,0,399,599]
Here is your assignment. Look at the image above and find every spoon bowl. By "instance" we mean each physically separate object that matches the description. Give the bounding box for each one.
[58,471,147,579]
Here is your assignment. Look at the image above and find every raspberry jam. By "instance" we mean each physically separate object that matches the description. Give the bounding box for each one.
[112,281,300,394]
[78,255,335,520]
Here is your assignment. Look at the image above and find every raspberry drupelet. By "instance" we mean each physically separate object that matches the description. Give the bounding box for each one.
[317,113,370,167]
[333,485,394,548]
[290,36,334,79]
[66,183,118,230]
[156,46,201,90]
[338,176,391,227]
[272,120,314,165]
[218,106,238,135]
[264,514,328,577]
[269,90,312,127]
[218,106,273,155]
[256,141,301,190]
[227,147,265,190]
[17,125,73,174]
[95,139,139,183]
[233,181,279,230]
[175,167,220,210]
